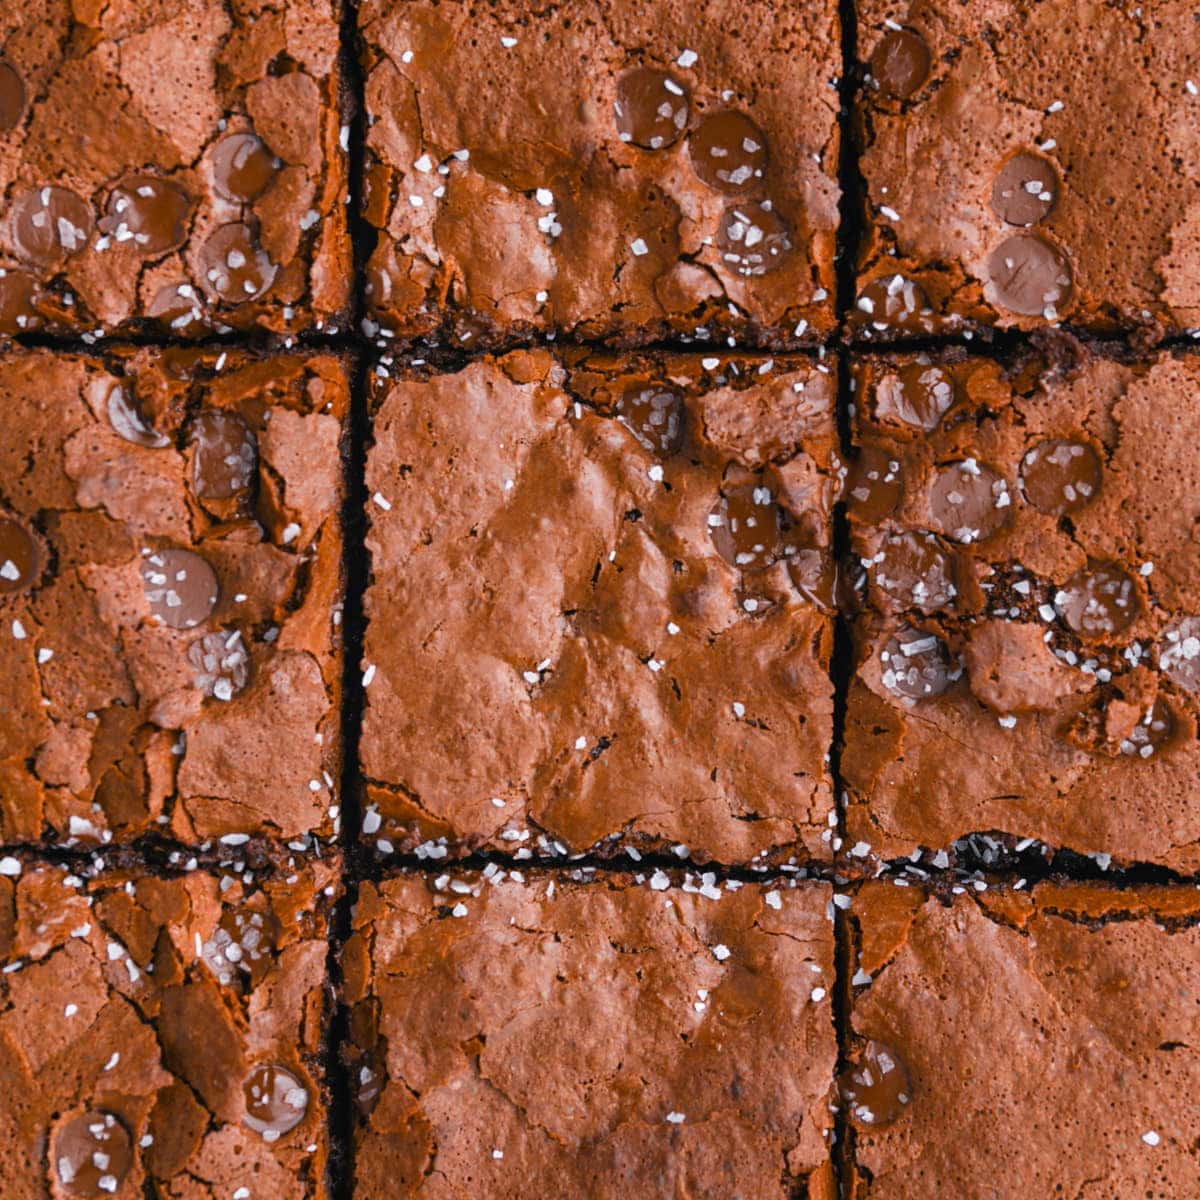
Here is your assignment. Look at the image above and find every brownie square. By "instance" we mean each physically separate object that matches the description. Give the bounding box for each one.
[0,850,338,1197]
[0,1,350,338]
[357,0,840,348]
[342,869,838,1199]
[842,347,1200,871]
[361,349,839,864]
[851,2,1200,341]
[845,881,1200,1197]
[0,348,347,847]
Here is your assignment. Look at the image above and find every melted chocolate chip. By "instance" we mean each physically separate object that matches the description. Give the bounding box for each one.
[874,363,954,432]
[0,62,25,132]
[212,132,279,202]
[1019,439,1101,516]
[1118,698,1174,759]
[0,517,38,593]
[244,1064,309,1140]
[147,282,207,335]
[846,446,903,522]
[100,176,191,255]
[1055,564,1139,638]
[615,384,684,455]
[929,459,1011,544]
[188,629,251,701]
[614,67,689,150]
[141,548,219,629]
[198,223,277,304]
[870,531,957,613]
[11,187,93,268]
[987,233,1073,317]
[709,484,782,571]
[106,384,169,449]
[856,275,932,334]
[688,112,767,193]
[191,409,258,499]
[716,200,792,276]
[991,153,1058,226]
[787,549,839,612]
[202,906,277,986]
[871,29,931,100]
[53,1110,133,1196]
[0,269,38,335]
[1160,618,1200,692]
[880,627,959,702]
[840,1041,913,1127]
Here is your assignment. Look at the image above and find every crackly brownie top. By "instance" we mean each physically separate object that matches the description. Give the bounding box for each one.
[358,0,841,347]
[0,853,337,1199]
[845,881,1200,1198]
[342,869,837,1199]
[0,348,346,847]
[0,0,349,338]
[852,0,1200,339]
[361,349,838,864]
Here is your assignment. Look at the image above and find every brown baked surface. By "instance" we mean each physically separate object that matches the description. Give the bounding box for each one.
[357,0,841,348]
[852,1,1200,340]
[0,348,346,847]
[342,870,837,1199]
[0,1,350,338]
[0,851,338,1198]
[842,347,1200,870]
[361,348,838,863]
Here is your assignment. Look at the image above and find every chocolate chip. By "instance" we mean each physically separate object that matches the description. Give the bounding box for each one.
[709,483,783,571]
[202,906,277,986]
[880,627,959,702]
[991,152,1058,227]
[874,363,955,431]
[613,66,689,150]
[787,548,839,612]
[188,629,251,701]
[840,1040,913,1127]
[716,200,792,276]
[191,409,258,499]
[141,548,219,630]
[212,131,279,203]
[198,223,277,304]
[870,531,957,613]
[870,29,931,100]
[0,516,38,593]
[688,112,768,193]
[1019,439,1101,516]
[147,282,207,335]
[986,233,1073,317]
[53,1110,133,1196]
[1055,564,1139,638]
[615,384,684,455]
[0,269,38,335]
[846,446,903,522]
[243,1064,308,1140]
[928,459,1011,544]
[100,175,192,256]
[11,187,93,269]
[856,275,932,334]
[106,384,169,449]
[1119,698,1174,759]
[1159,618,1200,692]
[0,61,25,132]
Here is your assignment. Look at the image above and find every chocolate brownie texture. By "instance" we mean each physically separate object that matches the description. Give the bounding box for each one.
[341,869,838,1199]
[851,1,1200,342]
[356,0,840,349]
[0,347,347,848]
[844,880,1200,1197]
[0,850,338,1199]
[842,346,1200,871]
[0,1,350,339]
[361,348,839,864]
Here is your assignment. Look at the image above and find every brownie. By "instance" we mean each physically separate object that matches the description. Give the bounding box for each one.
[0,850,338,1198]
[357,0,841,349]
[0,1,350,339]
[851,2,1200,341]
[844,880,1200,1197]
[342,869,837,1199]
[842,347,1200,871]
[0,348,347,847]
[361,349,839,864]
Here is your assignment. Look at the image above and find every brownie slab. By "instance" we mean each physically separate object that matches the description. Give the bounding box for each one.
[842,348,1200,871]
[362,349,838,863]
[0,851,338,1198]
[358,0,840,348]
[845,881,1200,1197]
[0,1,350,338]
[342,870,837,1199]
[0,348,347,847]
[852,2,1200,340]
